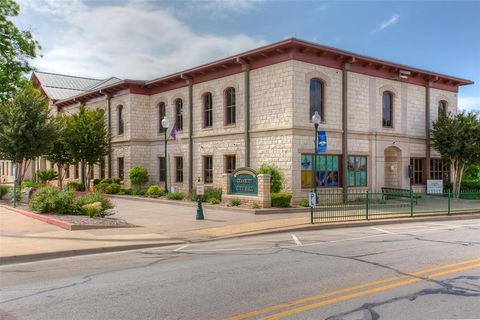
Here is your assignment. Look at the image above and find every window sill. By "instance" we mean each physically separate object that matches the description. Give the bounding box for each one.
[224,124,237,128]
[202,127,214,131]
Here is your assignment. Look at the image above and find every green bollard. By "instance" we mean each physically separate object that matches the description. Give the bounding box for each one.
[196,195,204,220]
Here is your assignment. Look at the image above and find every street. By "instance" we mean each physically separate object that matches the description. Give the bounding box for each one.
[1,218,479,320]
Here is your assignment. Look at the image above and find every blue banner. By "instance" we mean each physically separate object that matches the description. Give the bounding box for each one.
[317,130,327,152]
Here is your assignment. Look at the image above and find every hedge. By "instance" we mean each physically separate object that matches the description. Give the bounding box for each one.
[271,193,292,208]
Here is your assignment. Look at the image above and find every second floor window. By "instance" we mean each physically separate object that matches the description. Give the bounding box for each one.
[118,105,124,135]
[204,92,213,128]
[225,87,236,125]
[438,100,447,116]
[175,99,183,131]
[310,78,324,121]
[382,91,393,128]
[158,102,166,133]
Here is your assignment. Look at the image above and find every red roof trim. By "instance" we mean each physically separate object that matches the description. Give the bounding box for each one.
[53,38,473,107]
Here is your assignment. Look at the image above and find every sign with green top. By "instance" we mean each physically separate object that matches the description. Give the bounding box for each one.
[231,167,258,195]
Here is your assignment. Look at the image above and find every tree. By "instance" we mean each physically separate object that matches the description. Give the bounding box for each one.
[45,115,74,190]
[129,166,149,189]
[259,164,284,193]
[63,106,110,189]
[0,87,55,185]
[431,111,480,197]
[0,0,40,103]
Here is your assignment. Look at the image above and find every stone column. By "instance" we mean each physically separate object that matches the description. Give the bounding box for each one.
[258,174,271,208]
[222,173,232,196]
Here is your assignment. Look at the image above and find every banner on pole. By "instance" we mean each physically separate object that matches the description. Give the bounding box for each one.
[317,131,327,153]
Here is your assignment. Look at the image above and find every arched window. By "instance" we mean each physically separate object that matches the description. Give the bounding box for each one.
[175,98,183,131]
[117,105,124,135]
[203,92,213,128]
[382,91,393,128]
[158,102,166,133]
[438,100,447,115]
[225,87,236,125]
[310,78,324,121]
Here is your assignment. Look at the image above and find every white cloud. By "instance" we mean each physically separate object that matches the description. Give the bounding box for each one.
[458,96,480,112]
[21,1,266,79]
[372,14,399,33]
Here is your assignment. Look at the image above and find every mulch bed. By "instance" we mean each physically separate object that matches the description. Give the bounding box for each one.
[42,214,136,228]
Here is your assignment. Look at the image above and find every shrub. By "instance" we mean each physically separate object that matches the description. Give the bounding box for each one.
[95,182,110,193]
[132,189,146,196]
[129,166,149,187]
[0,185,11,199]
[461,180,480,190]
[21,181,43,189]
[93,178,101,186]
[120,188,133,195]
[146,185,164,198]
[204,187,222,202]
[297,199,310,207]
[112,178,121,184]
[230,199,241,206]
[252,202,260,209]
[36,169,59,184]
[66,182,85,191]
[271,193,292,208]
[75,191,114,216]
[81,202,102,218]
[106,183,121,194]
[100,178,113,184]
[259,164,284,193]
[30,187,75,214]
[207,197,220,204]
[167,192,184,200]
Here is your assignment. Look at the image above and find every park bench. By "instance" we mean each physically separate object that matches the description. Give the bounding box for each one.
[381,187,421,204]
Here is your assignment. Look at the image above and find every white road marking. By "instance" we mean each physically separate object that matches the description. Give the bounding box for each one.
[371,227,394,234]
[291,234,303,246]
[173,245,189,252]
[426,222,457,228]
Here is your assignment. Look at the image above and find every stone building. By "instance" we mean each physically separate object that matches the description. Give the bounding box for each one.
[7,38,472,201]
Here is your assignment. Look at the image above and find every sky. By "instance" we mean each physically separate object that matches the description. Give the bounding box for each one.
[14,0,480,111]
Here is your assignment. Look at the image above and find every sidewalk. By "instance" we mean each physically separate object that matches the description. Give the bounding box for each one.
[1,202,479,265]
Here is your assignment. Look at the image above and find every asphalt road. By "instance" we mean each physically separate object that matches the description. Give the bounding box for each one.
[1,218,479,320]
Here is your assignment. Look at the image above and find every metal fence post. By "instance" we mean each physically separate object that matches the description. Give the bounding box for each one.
[410,189,414,217]
[310,206,313,224]
[447,189,451,215]
[365,191,369,220]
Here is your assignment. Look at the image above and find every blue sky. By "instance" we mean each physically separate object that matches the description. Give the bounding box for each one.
[16,0,480,111]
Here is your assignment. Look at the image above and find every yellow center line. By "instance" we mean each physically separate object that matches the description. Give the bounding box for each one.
[258,263,480,320]
[225,258,480,320]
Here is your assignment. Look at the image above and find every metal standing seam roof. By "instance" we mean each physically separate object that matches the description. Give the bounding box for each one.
[32,71,122,101]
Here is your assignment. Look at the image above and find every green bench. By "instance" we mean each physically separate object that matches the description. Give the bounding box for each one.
[381,187,421,204]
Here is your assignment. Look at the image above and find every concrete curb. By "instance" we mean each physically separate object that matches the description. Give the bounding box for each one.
[3,205,73,230]
[0,241,184,265]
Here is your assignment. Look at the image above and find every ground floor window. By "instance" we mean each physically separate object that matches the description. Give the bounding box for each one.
[175,157,183,183]
[301,154,340,188]
[410,158,424,185]
[74,163,79,179]
[348,156,367,187]
[159,157,166,182]
[225,155,236,174]
[430,159,449,181]
[65,165,70,179]
[118,157,124,181]
[100,158,105,179]
[203,156,213,184]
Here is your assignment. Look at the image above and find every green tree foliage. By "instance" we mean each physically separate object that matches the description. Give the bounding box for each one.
[63,106,110,188]
[128,165,149,188]
[45,115,73,189]
[259,164,284,193]
[0,0,40,102]
[431,111,480,197]
[0,87,55,185]
[36,168,58,184]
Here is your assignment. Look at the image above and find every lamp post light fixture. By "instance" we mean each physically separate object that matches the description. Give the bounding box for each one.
[311,111,321,202]
[161,116,170,193]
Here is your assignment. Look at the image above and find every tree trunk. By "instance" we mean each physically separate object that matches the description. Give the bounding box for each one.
[81,161,86,190]
[57,163,63,190]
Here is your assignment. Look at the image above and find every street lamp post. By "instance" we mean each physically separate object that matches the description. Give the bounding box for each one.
[161,116,170,193]
[311,111,321,202]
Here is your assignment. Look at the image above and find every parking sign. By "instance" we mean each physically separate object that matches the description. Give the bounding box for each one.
[309,192,316,207]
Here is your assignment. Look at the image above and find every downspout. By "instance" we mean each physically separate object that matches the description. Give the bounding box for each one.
[102,91,112,179]
[342,62,350,204]
[425,81,431,181]
[243,63,251,167]
[187,78,193,192]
